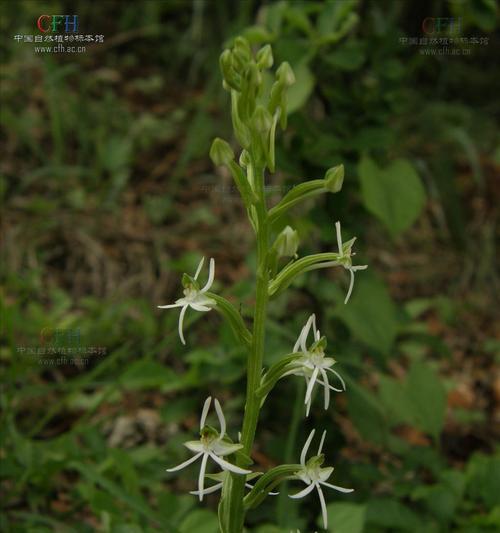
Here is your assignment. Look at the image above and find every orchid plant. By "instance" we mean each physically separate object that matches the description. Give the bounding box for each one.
[160,37,367,532]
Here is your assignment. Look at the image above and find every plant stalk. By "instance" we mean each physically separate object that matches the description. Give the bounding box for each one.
[222,162,269,532]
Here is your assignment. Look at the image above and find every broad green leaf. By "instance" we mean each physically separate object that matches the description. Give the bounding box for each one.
[412,470,465,521]
[358,156,426,237]
[378,375,415,425]
[179,509,219,533]
[324,502,366,533]
[334,274,399,355]
[366,498,422,530]
[346,375,388,445]
[466,453,500,508]
[407,361,446,441]
[119,360,180,391]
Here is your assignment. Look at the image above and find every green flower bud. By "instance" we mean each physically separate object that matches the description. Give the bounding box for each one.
[276,61,295,86]
[239,149,251,168]
[210,138,235,166]
[273,226,299,258]
[219,49,240,91]
[252,105,272,133]
[233,36,251,67]
[256,44,273,69]
[324,164,344,193]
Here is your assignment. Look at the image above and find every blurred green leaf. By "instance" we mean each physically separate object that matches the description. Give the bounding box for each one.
[466,453,500,508]
[358,156,426,237]
[179,509,219,533]
[287,61,315,114]
[324,502,366,533]
[366,498,422,530]
[407,361,446,442]
[334,274,399,355]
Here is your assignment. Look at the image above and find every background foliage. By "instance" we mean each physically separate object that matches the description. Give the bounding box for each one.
[1,0,499,532]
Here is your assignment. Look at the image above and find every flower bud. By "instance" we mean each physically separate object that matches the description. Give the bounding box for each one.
[239,149,251,168]
[276,62,295,86]
[219,49,240,91]
[324,164,344,193]
[210,138,235,166]
[273,226,299,258]
[252,105,272,133]
[233,37,251,67]
[256,44,273,69]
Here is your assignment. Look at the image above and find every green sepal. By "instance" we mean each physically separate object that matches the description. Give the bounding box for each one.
[325,164,344,192]
[210,137,235,166]
[231,90,251,148]
[181,273,197,289]
[256,44,273,69]
[204,292,252,348]
[227,160,259,208]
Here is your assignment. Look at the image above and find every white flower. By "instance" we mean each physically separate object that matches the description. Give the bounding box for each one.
[158,257,216,344]
[289,429,353,529]
[287,314,346,417]
[334,221,367,304]
[166,396,251,501]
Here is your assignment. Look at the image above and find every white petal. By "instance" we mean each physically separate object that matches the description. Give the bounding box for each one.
[335,221,343,255]
[317,484,328,529]
[185,440,204,453]
[201,257,215,292]
[305,397,312,418]
[289,482,316,499]
[190,482,223,496]
[200,396,212,429]
[344,269,355,304]
[320,369,330,410]
[300,429,316,467]
[317,378,343,393]
[214,398,226,438]
[166,451,203,472]
[209,453,251,475]
[351,264,368,271]
[178,305,188,345]
[318,466,334,482]
[312,314,320,341]
[317,429,327,456]
[211,441,243,456]
[301,315,314,353]
[197,453,209,501]
[321,481,354,493]
[157,303,183,309]
[325,367,346,391]
[304,366,319,405]
[194,257,205,280]
[190,302,212,312]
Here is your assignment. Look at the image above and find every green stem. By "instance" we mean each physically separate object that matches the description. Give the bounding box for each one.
[222,162,269,532]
